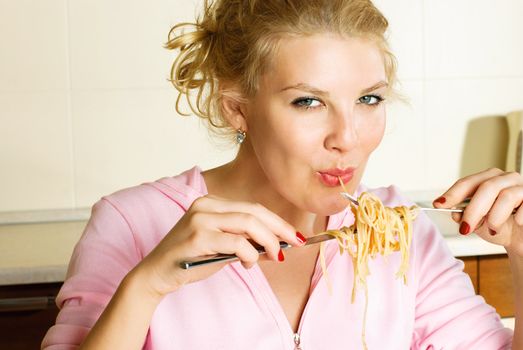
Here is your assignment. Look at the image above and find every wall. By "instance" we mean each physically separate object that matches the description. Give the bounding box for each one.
[1,0,522,212]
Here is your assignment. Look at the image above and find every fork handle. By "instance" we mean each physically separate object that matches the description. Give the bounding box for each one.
[179,241,291,269]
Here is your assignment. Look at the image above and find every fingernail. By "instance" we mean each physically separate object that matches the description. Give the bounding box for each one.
[278,249,285,262]
[489,228,497,236]
[433,196,446,205]
[296,231,307,244]
[459,221,470,235]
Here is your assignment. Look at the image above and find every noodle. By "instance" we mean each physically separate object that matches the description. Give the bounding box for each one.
[319,181,419,349]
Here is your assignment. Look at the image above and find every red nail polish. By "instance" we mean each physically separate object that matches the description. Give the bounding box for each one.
[489,229,497,236]
[278,249,285,262]
[296,231,307,244]
[459,221,470,235]
[434,196,446,204]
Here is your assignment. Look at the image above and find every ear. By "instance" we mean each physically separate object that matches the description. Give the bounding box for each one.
[220,87,249,132]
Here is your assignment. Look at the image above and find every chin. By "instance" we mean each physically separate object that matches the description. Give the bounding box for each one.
[308,197,349,216]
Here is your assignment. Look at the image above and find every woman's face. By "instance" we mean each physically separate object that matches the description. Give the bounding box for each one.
[244,34,387,215]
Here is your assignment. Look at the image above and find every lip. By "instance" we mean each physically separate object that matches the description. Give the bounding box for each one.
[317,167,355,187]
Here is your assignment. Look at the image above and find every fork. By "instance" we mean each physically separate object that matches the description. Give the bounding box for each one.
[339,192,465,213]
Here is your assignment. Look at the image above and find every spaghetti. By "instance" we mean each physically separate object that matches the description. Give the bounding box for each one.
[320,182,419,349]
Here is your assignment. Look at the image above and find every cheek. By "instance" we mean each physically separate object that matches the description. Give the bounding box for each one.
[359,110,386,151]
[249,116,289,154]
[249,105,311,156]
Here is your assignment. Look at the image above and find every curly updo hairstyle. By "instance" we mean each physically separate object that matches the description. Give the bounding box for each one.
[165,0,396,143]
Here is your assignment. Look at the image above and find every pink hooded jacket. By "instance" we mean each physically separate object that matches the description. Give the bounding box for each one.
[42,166,513,349]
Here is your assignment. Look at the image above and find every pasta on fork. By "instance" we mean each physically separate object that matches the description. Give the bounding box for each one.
[319,182,419,349]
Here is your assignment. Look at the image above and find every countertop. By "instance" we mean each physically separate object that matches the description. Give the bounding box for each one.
[1,217,514,329]
[0,212,507,286]
[0,189,509,286]
[0,220,85,286]
[0,195,514,329]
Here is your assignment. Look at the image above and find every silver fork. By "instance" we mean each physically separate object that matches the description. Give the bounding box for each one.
[339,192,465,213]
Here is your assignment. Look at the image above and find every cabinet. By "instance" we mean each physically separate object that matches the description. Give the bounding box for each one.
[0,282,62,350]
[460,254,514,317]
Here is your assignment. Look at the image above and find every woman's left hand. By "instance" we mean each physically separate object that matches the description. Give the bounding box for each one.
[434,167,523,258]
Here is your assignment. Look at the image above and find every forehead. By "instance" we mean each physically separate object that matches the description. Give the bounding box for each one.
[263,34,386,92]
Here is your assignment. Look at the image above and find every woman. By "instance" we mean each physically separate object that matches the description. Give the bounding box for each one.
[42,0,522,349]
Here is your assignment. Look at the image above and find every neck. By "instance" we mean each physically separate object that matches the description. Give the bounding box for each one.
[202,143,327,236]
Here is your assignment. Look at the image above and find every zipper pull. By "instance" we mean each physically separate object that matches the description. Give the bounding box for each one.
[293,333,302,350]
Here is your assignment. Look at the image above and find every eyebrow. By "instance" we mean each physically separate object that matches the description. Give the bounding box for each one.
[360,81,388,94]
[280,83,329,97]
[280,80,388,96]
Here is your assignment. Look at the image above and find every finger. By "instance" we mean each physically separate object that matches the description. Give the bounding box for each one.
[484,186,523,233]
[460,172,523,233]
[190,196,304,246]
[190,211,282,261]
[451,211,462,223]
[187,229,261,264]
[514,204,523,227]
[242,261,256,269]
[434,168,504,208]
[212,231,284,265]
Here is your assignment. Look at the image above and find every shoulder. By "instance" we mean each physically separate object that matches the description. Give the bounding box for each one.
[85,166,207,252]
[101,165,206,213]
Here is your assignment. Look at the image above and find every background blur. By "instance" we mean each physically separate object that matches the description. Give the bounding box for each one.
[1,0,523,212]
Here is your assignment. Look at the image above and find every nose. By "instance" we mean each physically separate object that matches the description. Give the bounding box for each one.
[323,108,359,153]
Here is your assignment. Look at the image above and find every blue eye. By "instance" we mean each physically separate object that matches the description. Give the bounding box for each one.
[291,97,323,109]
[358,95,384,106]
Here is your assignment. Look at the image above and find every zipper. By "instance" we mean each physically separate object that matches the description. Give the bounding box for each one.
[293,333,302,350]
[233,234,341,350]
[291,237,342,350]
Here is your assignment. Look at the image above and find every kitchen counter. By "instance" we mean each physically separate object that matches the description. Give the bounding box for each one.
[0,212,507,286]
[422,209,506,257]
[0,220,85,285]
[0,218,515,334]
[1,194,515,330]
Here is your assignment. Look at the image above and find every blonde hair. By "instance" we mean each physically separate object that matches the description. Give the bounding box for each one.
[165,0,397,141]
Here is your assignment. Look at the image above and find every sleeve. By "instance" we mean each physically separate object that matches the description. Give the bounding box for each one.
[410,212,513,349]
[41,197,142,350]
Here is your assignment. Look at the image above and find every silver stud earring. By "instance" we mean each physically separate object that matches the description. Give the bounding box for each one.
[236,129,246,144]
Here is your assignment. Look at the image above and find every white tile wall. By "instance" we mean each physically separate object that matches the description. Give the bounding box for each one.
[363,80,426,189]
[1,0,523,211]
[0,0,69,92]
[0,91,73,211]
[424,0,523,79]
[425,78,523,189]
[372,0,424,80]
[71,88,233,207]
[68,0,195,90]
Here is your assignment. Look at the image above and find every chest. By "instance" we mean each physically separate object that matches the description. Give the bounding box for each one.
[258,245,321,333]
[149,248,415,350]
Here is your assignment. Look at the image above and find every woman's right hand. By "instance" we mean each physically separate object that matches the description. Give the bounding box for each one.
[130,195,306,299]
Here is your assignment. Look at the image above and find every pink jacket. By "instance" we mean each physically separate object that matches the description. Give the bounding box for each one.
[42,166,513,349]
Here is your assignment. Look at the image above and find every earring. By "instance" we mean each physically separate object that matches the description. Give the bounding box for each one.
[236,129,246,144]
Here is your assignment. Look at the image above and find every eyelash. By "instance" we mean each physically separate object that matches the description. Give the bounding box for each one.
[358,94,385,106]
[291,94,385,110]
[291,96,324,110]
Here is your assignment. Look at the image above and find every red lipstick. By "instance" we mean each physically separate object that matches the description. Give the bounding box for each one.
[317,167,355,187]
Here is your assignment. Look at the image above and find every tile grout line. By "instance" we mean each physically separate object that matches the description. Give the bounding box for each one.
[2,76,523,95]
[423,75,523,81]
[0,86,174,94]
[64,0,77,209]
[421,0,428,191]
